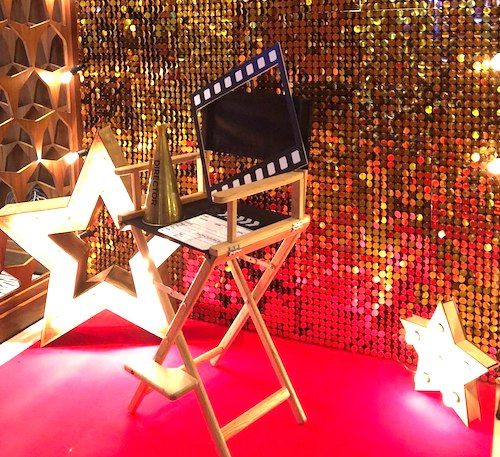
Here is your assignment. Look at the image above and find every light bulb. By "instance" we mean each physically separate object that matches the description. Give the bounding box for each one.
[415,371,431,385]
[405,329,420,345]
[486,157,500,175]
[64,151,80,165]
[60,65,84,84]
[60,71,73,84]
[442,391,460,408]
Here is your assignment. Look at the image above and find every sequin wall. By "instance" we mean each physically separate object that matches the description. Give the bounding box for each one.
[78,1,499,380]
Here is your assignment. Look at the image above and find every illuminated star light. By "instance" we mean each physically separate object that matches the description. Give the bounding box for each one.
[0,126,176,346]
[401,301,498,426]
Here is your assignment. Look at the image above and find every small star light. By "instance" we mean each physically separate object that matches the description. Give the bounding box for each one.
[401,301,498,426]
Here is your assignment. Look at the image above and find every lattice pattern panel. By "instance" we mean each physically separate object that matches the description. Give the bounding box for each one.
[0,0,81,202]
[78,1,499,382]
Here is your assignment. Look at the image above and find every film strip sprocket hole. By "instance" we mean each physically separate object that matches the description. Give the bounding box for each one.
[191,43,308,197]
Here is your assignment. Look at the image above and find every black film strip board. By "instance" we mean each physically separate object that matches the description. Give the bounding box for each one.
[191,43,308,197]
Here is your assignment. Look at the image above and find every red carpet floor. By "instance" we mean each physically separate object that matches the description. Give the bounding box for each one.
[0,311,495,457]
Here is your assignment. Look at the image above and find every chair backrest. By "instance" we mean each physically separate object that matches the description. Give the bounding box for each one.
[191,43,311,199]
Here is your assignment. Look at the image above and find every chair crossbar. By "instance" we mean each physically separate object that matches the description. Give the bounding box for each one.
[178,346,224,371]
[240,253,273,270]
[210,216,309,259]
[228,259,306,424]
[154,281,186,302]
[221,387,290,440]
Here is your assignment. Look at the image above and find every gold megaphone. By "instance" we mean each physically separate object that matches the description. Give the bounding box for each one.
[142,124,182,226]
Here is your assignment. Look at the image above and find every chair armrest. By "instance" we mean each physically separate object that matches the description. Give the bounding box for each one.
[0,197,70,216]
[172,152,200,165]
[115,161,151,176]
[212,170,305,204]
[114,152,200,177]
[214,170,308,243]
[118,191,207,226]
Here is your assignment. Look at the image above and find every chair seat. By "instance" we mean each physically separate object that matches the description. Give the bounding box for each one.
[130,198,288,253]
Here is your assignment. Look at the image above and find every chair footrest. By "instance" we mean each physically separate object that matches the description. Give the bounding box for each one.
[125,359,198,401]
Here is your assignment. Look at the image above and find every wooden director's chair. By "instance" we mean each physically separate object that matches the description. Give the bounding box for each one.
[118,44,311,457]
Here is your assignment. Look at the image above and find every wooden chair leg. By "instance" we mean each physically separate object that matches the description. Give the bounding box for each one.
[211,233,301,366]
[229,259,307,424]
[152,259,214,363]
[157,324,230,457]
[128,256,214,413]
[127,226,175,412]
[126,227,306,456]
[183,348,232,457]
[127,229,230,456]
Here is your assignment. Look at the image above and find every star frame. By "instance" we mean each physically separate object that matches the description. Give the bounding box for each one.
[0,126,178,346]
[401,300,498,426]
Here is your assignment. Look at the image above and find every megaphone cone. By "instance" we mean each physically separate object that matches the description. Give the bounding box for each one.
[143,124,182,226]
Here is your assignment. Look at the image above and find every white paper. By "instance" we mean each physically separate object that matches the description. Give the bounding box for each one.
[0,271,20,298]
[158,214,250,251]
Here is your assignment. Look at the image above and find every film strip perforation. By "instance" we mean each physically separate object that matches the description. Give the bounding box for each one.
[191,43,282,109]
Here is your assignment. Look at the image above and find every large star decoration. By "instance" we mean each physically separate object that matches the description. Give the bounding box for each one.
[401,301,498,426]
[0,126,179,346]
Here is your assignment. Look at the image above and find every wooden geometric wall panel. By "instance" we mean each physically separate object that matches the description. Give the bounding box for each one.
[0,0,81,203]
[0,0,82,340]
